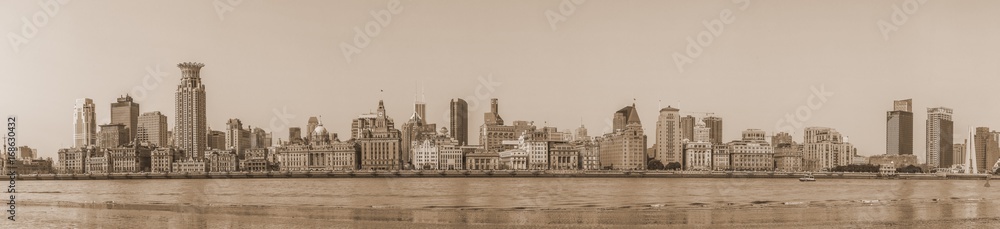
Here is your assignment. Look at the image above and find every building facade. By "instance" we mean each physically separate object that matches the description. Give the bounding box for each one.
[111,94,140,142]
[137,111,168,147]
[927,107,953,168]
[655,106,683,165]
[175,62,208,159]
[74,98,97,148]
[802,127,856,171]
[97,124,129,148]
[450,98,469,146]
[886,99,913,155]
[357,100,403,170]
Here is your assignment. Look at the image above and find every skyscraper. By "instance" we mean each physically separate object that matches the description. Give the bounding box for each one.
[703,116,723,145]
[137,111,168,147]
[927,107,953,168]
[73,98,97,148]
[974,127,991,173]
[225,118,251,155]
[449,98,468,145]
[174,62,207,159]
[111,94,140,142]
[886,99,913,155]
[655,106,682,165]
[680,115,695,141]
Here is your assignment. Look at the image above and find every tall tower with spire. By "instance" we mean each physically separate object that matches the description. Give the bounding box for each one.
[174,62,207,159]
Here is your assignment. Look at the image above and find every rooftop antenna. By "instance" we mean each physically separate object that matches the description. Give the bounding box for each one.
[421,80,426,103]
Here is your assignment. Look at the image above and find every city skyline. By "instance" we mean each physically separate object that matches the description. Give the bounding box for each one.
[3,0,1000,165]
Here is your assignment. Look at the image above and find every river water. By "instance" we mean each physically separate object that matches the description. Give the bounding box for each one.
[3,178,999,228]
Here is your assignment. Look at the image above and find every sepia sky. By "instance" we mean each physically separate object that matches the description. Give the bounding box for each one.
[2,0,1000,163]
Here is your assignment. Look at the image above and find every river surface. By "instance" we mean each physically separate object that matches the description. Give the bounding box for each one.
[3,178,999,228]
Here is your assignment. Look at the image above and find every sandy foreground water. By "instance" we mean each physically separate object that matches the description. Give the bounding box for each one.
[4,199,1000,228]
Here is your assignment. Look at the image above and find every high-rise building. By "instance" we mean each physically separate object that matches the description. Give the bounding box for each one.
[655,106,682,165]
[974,127,992,173]
[402,100,437,165]
[449,98,469,145]
[989,131,1000,173]
[894,99,912,113]
[886,99,913,155]
[207,129,226,150]
[250,127,270,149]
[680,115,695,141]
[802,127,856,171]
[927,107,953,168]
[289,127,303,145]
[225,118,251,155]
[137,111,168,147]
[703,116,723,145]
[174,62,207,159]
[97,124,128,148]
[953,143,966,169]
[480,98,515,152]
[111,94,140,142]
[73,98,97,148]
[356,100,403,170]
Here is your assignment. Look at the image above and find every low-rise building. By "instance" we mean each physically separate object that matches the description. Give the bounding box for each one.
[109,145,152,173]
[57,148,87,174]
[773,144,803,172]
[151,147,178,173]
[206,149,238,172]
[172,158,207,173]
[465,152,500,170]
[549,142,579,170]
[240,148,270,172]
[499,149,529,170]
[683,141,713,171]
[712,145,730,171]
[438,144,464,170]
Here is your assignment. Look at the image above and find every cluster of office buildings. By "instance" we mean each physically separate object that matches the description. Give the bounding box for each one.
[32,62,1000,174]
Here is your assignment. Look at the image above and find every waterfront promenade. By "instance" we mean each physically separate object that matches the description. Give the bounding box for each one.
[12,170,996,181]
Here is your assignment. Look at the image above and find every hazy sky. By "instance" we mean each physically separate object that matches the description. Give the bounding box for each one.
[3,0,1000,163]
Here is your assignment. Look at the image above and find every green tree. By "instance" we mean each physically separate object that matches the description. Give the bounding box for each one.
[896,165,922,173]
[647,160,665,170]
[665,162,682,170]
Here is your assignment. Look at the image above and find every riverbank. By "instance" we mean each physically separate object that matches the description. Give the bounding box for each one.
[12,170,997,180]
[7,198,1000,228]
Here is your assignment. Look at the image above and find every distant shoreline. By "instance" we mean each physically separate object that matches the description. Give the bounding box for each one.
[12,171,996,181]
